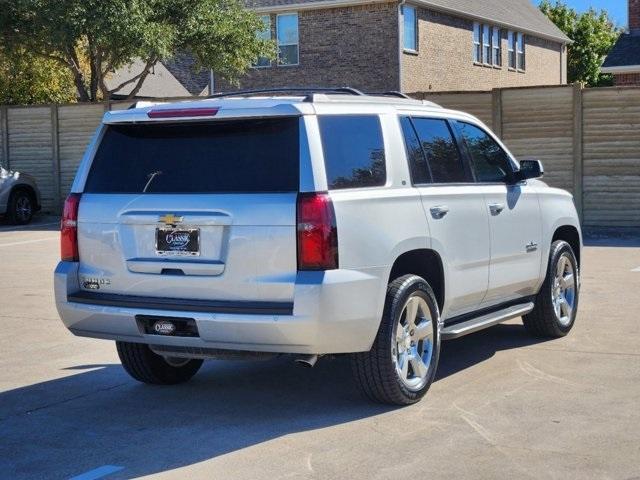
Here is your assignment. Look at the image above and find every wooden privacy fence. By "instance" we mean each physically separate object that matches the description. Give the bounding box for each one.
[0,84,639,227]
[414,84,640,227]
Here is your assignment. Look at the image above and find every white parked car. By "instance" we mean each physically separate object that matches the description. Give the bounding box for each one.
[0,166,41,225]
[55,88,581,405]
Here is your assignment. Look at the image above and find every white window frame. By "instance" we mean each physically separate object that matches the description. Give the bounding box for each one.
[517,32,526,71]
[473,22,481,63]
[492,27,501,67]
[402,5,418,53]
[253,15,272,68]
[508,30,516,69]
[482,24,491,65]
[276,12,299,66]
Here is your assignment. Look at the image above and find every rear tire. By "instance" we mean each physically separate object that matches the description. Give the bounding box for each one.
[7,190,34,225]
[523,240,579,338]
[116,341,203,385]
[351,275,441,405]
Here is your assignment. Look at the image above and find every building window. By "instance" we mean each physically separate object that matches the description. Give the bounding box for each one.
[517,32,526,70]
[254,15,272,68]
[508,31,516,69]
[277,13,299,66]
[403,5,418,52]
[482,24,491,65]
[492,27,501,66]
[473,22,481,62]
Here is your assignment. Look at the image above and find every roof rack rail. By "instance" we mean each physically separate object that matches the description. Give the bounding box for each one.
[379,91,411,99]
[209,87,365,101]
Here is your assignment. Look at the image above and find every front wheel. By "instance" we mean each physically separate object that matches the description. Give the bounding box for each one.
[523,240,579,337]
[116,341,203,385]
[351,275,441,405]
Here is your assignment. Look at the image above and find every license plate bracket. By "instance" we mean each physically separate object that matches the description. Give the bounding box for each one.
[156,227,200,256]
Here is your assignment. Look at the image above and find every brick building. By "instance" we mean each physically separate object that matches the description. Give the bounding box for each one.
[602,0,640,86]
[110,0,570,96]
[217,0,570,93]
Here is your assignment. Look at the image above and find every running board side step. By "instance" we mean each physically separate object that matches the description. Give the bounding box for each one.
[441,302,534,340]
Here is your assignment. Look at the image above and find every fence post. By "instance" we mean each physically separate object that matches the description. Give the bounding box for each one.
[1,106,9,169]
[572,83,584,223]
[492,88,503,137]
[51,104,62,214]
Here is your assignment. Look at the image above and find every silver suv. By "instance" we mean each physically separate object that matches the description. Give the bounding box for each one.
[55,89,581,405]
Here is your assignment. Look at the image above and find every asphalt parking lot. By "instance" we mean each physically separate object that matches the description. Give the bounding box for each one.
[1,216,639,480]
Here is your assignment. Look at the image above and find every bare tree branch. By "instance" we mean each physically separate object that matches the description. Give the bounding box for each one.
[107,57,157,96]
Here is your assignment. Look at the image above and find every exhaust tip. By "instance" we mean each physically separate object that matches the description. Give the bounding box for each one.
[295,354,319,368]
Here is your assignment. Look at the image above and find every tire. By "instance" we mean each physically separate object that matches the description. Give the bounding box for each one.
[523,240,579,338]
[7,189,34,225]
[351,274,441,405]
[116,341,203,385]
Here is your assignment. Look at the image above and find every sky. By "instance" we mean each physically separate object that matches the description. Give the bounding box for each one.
[531,0,628,27]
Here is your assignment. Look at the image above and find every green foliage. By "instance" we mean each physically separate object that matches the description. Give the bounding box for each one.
[0,0,276,101]
[0,46,77,104]
[540,0,621,87]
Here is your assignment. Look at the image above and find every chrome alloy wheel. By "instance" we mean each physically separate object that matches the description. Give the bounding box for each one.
[15,195,32,223]
[552,253,576,326]
[392,295,434,391]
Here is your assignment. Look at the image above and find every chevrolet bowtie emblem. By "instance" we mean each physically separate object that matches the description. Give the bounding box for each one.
[159,214,183,225]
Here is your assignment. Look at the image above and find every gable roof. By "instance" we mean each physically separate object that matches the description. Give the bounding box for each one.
[247,0,571,43]
[602,33,640,73]
[163,52,211,95]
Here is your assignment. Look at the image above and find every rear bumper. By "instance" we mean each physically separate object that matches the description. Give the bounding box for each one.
[54,262,387,355]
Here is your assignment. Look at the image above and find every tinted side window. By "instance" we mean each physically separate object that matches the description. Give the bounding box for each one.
[458,122,512,183]
[319,115,386,190]
[411,118,469,183]
[84,118,299,193]
[400,116,430,184]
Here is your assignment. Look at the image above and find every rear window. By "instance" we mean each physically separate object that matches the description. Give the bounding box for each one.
[84,118,299,193]
[318,115,386,190]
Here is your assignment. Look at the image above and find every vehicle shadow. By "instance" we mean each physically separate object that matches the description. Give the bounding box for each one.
[0,214,60,232]
[1,323,550,479]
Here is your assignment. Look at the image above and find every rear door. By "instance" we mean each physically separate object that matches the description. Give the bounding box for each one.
[76,117,300,303]
[400,116,490,317]
[453,121,542,305]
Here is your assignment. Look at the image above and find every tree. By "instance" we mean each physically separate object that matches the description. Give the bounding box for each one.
[0,0,276,102]
[0,46,77,104]
[540,0,621,87]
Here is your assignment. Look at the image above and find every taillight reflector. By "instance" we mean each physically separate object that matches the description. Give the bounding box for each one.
[61,193,81,262]
[147,107,219,119]
[297,192,338,270]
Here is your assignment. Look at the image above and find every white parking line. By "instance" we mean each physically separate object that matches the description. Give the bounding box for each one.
[0,237,57,247]
[632,267,640,272]
[69,465,124,480]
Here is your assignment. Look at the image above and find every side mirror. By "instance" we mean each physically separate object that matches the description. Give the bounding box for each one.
[515,159,544,181]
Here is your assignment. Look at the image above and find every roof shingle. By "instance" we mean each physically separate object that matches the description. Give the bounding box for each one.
[603,34,640,69]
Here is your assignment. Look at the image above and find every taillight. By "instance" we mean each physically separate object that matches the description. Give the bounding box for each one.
[61,193,81,262]
[297,192,338,270]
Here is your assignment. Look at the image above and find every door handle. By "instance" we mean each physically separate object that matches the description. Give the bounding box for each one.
[430,205,450,219]
[489,203,505,215]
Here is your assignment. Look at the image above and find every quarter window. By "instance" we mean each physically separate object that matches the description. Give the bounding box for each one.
[319,115,386,190]
[254,15,272,68]
[411,118,469,184]
[277,13,299,65]
[457,122,512,183]
[403,5,418,52]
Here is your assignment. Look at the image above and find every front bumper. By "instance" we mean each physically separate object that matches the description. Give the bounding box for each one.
[54,262,387,355]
